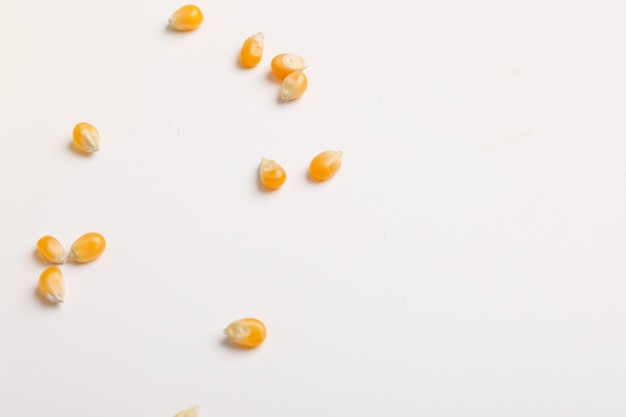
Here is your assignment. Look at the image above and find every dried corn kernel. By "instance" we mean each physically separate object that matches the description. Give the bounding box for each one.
[271,54,308,80]
[224,318,266,348]
[73,122,100,153]
[259,157,286,190]
[38,266,65,303]
[240,32,264,68]
[280,70,308,102]
[37,236,67,264]
[309,150,343,181]
[168,5,203,31]
[174,407,199,417]
[68,232,106,263]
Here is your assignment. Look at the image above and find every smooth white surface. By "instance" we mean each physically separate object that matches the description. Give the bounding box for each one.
[1,0,625,416]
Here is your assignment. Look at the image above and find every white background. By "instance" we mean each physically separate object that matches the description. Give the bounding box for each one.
[1,0,625,416]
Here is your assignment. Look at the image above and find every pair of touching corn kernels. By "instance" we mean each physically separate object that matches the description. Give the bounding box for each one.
[37,233,106,304]
[259,150,343,190]
[239,32,309,102]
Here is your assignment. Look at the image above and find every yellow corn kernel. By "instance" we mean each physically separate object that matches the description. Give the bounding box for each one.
[168,5,203,31]
[73,122,100,153]
[68,232,106,263]
[240,32,264,68]
[280,70,308,102]
[271,53,308,80]
[224,318,266,348]
[309,150,343,181]
[259,157,286,190]
[174,407,199,417]
[38,266,65,304]
[36,235,67,264]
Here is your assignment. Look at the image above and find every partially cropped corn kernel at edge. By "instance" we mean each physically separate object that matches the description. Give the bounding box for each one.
[72,122,100,153]
[259,157,286,190]
[38,266,65,304]
[271,53,308,80]
[240,32,265,68]
[36,236,67,264]
[174,406,199,417]
[224,318,267,348]
[280,70,308,102]
[68,232,106,263]
[309,150,343,181]
[168,5,203,31]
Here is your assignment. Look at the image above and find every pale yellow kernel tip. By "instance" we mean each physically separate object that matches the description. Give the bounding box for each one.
[174,406,199,417]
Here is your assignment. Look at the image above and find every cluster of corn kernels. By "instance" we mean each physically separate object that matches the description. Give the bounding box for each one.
[35,5,348,414]
[36,233,106,304]
[238,32,309,102]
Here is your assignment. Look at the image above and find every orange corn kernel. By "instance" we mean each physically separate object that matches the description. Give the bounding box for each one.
[270,53,307,80]
[38,266,65,303]
[240,32,264,68]
[73,122,100,153]
[68,232,106,263]
[259,157,286,190]
[37,235,67,264]
[309,150,343,181]
[280,70,307,102]
[169,5,203,31]
[224,318,266,348]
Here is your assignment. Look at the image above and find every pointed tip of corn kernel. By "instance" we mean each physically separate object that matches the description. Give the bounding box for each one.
[252,32,264,45]
[46,293,64,303]
[174,406,199,417]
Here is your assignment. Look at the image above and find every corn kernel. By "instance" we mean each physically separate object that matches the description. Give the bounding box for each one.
[174,407,199,417]
[38,266,65,303]
[259,157,286,190]
[240,32,264,68]
[73,122,100,153]
[68,232,106,263]
[37,236,67,264]
[280,70,308,102]
[168,5,203,31]
[309,150,343,181]
[224,318,266,348]
[271,53,308,80]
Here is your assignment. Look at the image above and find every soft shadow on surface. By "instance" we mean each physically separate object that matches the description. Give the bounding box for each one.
[266,71,280,83]
[306,170,323,183]
[219,338,257,351]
